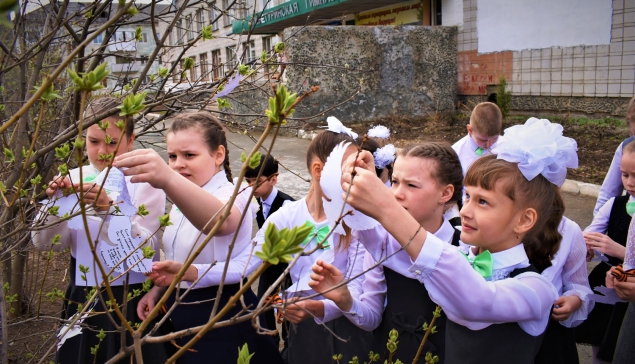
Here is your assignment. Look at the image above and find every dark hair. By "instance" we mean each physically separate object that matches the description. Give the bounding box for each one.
[168,111,232,181]
[397,142,464,205]
[471,102,503,137]
[306,130,356,251]
[306,131,356,172]
[84,97,134,138]
[465,155,564,272]
[245,154,278,178]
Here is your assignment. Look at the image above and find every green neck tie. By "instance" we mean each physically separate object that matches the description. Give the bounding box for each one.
[475,147,485,157]
[627,201,635,216]
[461,250,493,279]
[301,221,331,249]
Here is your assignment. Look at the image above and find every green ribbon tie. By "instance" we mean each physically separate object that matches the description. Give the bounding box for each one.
[461,250,493,279]
[302,221,331,249]
[475,147,485,157]
[627,201,635,216]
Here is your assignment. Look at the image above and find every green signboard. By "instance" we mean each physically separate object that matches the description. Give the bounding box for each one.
[232,0,347,34]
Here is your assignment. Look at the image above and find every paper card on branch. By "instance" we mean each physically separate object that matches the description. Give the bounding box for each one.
[56,303,94,351]
[94,167,126,192]
[101,215,152,273]
[320,142,379,235]
[589,286,627,305]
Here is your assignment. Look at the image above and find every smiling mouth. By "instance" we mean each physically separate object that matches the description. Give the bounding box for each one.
[180,173,191,179]
[462,223,476,231]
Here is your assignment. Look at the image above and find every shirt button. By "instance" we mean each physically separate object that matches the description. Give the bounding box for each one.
[350,312,356,316]
[414,270,422,275]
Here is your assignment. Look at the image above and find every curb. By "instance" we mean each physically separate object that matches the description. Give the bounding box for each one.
[298,129,602,199]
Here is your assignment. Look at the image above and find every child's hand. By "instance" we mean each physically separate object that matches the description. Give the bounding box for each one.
[586,245,595,262]
[282,299,324,324]
[114,149,173,189]
[606,267,617,289]
[615,277,635,301]
[72,183,112,211]
[46,176,71,198]
[551,295,582,321]
[584,232,626,260]
[136,286,163,320]
[308,259,353,311]
[341,165,394,219]
[147,260,198,287]
[342,150,375,173]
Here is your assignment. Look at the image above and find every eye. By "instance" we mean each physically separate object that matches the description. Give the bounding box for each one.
[391,179,399,185]
[478,199,488,206]
[185,153,195,157]
[465,193,471,201]
[408,184,417,188]
[168,154,176,159]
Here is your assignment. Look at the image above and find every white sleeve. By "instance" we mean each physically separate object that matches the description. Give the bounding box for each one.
[408,233,557,336]
[190,240,264,287]
[559,226,594,328]
[585,197,615,233]
[340,252,386,331]
[595,144,624,216]
[31,203,71,252]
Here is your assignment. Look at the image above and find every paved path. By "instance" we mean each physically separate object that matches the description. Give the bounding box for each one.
[139,129,598,363]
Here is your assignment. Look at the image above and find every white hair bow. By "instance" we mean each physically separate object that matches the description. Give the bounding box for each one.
[373,144,396,169]
[493,117,578,187]
[368,125,390,139]
[322,116,358,139]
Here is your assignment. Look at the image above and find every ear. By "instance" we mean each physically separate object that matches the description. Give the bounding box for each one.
[270,174,278,185]
[467,124,473,136]
[213,145,226,167]
[439,184,454,205]
[310,158,324,181]
[515,207,537,236]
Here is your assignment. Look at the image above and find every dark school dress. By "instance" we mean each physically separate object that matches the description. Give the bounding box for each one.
[166,282,283,364]
[575,195,630,362]
[445,265,546,364]
[56,257,169,364]
[370,229,461,364]
[534,317,580,364]
[256,190,295,339]
[614,302,635,364]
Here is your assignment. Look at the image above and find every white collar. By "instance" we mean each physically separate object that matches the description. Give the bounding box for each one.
[261,187,279,206]
[431,218,455,245]
[468,243,529,271]
[201,170,231,193]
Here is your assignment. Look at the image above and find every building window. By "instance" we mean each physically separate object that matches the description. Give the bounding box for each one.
[243,40,256,63]
[222,0,234,28]
[190,56,198,80]
[196,9,204,32]
[200,53,209,80]
[172,62,179,83]
[262,36,272,75]
[176,19,183,45]
[115,55,133,64]
[212,49,221,80]
[93,33,103,44]
[209,1,219,31]
[186,15,194,40]
[139,32,148,43]
[225,46,236,73]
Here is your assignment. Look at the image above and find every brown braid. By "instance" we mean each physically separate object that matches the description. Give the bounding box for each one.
[398,142,464,204]
[168,111,232,182]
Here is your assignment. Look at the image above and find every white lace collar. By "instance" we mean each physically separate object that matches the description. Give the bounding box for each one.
[468,243,530,281]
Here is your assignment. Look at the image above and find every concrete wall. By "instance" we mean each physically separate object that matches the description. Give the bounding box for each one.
[274,25,457,122]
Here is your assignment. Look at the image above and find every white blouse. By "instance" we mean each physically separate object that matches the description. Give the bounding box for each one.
[585,195,633,234]
[31,164,166,286]
[340,219,457,330]
[409,236,558,336]
[541,217,594,327]
[451,134,498,178]
[162,171,257,288]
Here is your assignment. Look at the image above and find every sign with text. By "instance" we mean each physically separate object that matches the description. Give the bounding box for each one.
[355,1,423,26]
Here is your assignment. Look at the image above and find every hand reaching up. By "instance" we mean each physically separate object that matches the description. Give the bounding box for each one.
[308,259,353,312]
[114,149,174,189]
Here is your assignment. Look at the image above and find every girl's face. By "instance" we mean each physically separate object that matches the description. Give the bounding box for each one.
[461,182,522,253]
[166,128,225,187]
[86,118,134,171]
[390,156,447,227]
[621,151,635,196]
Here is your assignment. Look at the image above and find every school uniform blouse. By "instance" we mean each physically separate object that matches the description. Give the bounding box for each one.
[32,164,166,286]
[594,141,629,216]
[541,216,594,327]
[451,134,499,178]
[337,219,457,330]
[162,171,257,287]
[586,195,634,234]
[408,234,558,336]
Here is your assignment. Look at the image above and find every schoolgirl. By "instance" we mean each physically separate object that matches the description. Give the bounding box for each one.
[32,97,168,363]
[309,142,464,363]
[264,125,372,364]
[312,117,577,364]
[114,112,282,364]
[535,216,593,364]
[575,138,635,363]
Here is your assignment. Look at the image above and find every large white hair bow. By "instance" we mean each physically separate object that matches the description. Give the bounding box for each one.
[493,117,578,187]
[367,125,390,139]
[373,144,396,169]
[322,116,358,139]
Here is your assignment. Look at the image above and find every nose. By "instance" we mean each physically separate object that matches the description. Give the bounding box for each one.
[171,156,185,170]
[459,198,472,219]
[392,184,404,201]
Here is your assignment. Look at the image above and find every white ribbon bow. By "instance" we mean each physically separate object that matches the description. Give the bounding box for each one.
[322,116,358,139]
[367,125,390,139]
[373,144,396,169]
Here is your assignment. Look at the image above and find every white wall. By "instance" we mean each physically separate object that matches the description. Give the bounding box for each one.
[442,0,463,26]
[477,0,613,53]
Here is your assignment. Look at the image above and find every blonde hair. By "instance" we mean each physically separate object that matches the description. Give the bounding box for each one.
[470,102,503,137]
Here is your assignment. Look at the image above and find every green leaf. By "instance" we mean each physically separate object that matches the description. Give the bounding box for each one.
[118,92,146,116]
[158,67,169,78]
[0,180,5,193]
[237,343,255,364]
[238,64,252,76]
[248,151,261,169]
[201,25,214,40]
[134,27,143,41]
[158,214,172,227]
[274,42,285,53]
[4,147,14,163]
[116,120,126,130]
[136,204,150,217]
[183,57,194,70]
[217,98,230,109]
[54,144,71,159]
[51,234,61,245]
[78,264,90,274]
[240,151,247,163]
[98,120,110,131]
[32,83,62,102]
[58,163,68,176]
[30,174,42,186]
[96,329,106,341]
[74,136,85,149]
[126,6,138,16]
[142,279,152,292]
[141,245,155,259]
[255,222,312,265]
